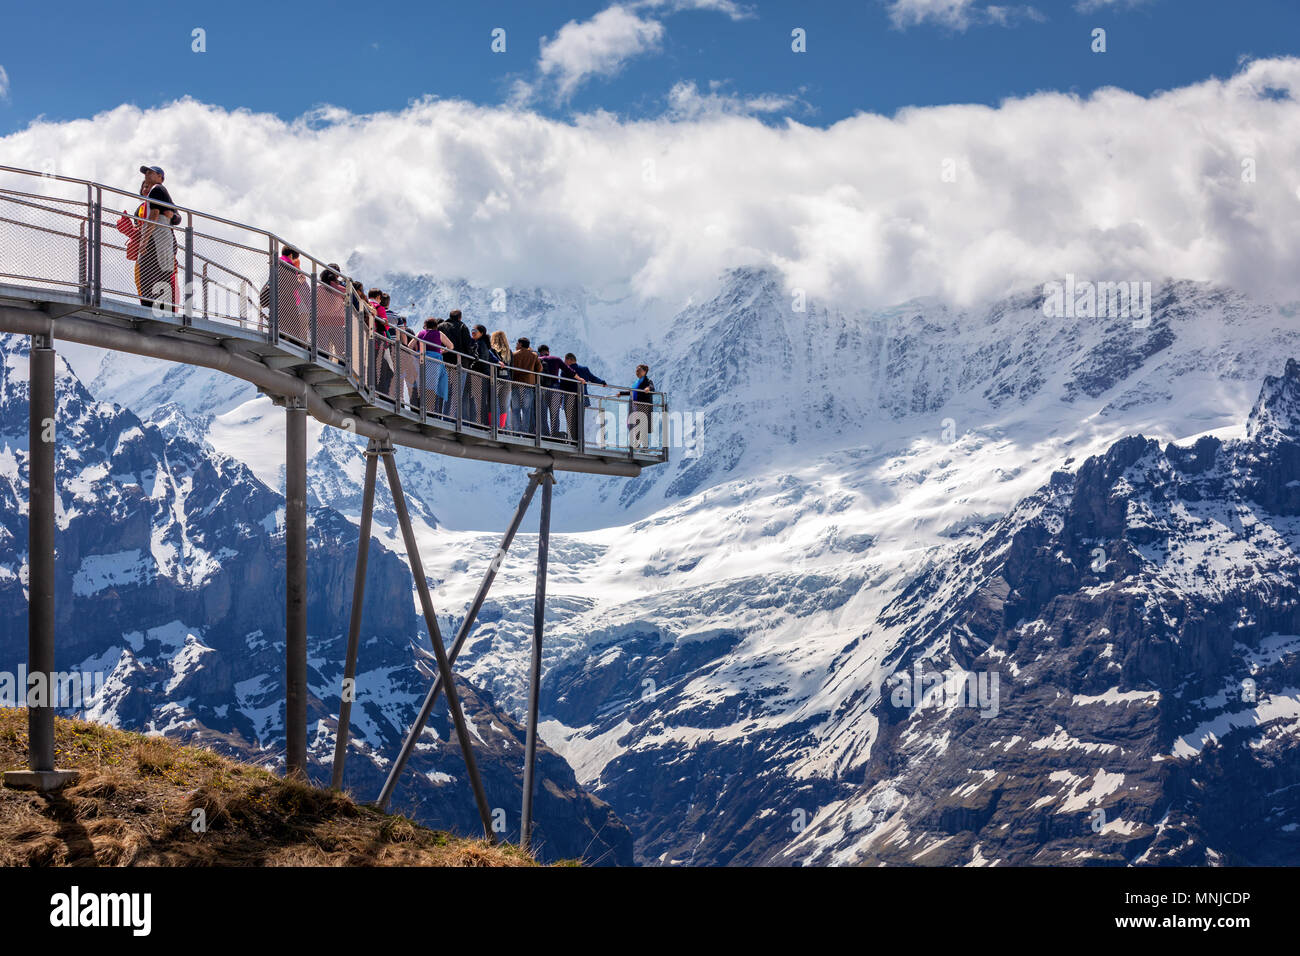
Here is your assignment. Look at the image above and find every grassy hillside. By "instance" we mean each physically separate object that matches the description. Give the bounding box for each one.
[0,709,539,866]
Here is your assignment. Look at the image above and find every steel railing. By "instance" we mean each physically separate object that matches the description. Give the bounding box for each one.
[0,165,669,461]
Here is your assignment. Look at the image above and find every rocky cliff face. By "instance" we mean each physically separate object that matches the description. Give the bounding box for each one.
[0,335,631,864]
[777,359,1300,865]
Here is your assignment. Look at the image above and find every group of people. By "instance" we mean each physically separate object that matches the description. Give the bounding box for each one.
[114,165,658,449]
[297,250,658,447]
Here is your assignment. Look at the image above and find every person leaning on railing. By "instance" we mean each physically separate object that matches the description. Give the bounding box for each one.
[537,345,584,441]
[468,324,504,427]
[618,364,656,449]
[509,337,542,434]
[437,310,473,420]
[415,318,453,416]
[490,331,513,431]
[317,264,347,359]
[278,246,310,340]
[368,288,398,399]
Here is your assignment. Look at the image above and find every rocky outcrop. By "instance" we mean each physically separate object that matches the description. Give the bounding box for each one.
[786,358,1300,865]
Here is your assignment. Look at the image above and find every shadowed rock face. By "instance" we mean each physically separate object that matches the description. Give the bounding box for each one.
[0,335,632,865]
[791,359,1300,866]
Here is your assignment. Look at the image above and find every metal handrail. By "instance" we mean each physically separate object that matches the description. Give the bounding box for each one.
[0,165,669,461]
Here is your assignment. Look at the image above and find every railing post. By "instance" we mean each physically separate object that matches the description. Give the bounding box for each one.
[369,328,377,395]
[77,221,87,303]
[489,365,498,441]
[78,185,89,303]
[91,188,102,307]
[455,355,463,432]
[577,384,586,456]
[267,237,279,343]
[419,347,428,423]
[183,216,194,326]
[660,393,670,461]
[534,377,542,448]
[344,291,353,376]
[309,265,318,362]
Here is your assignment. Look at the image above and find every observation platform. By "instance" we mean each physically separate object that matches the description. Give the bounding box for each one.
[0,164,670,477]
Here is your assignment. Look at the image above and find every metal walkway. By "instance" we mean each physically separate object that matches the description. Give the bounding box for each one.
[0,164,670,852]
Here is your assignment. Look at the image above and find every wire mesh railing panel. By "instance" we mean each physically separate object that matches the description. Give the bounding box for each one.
[491,368,512,435]
[600,385,668,455]
[461,365,493,431]
[187,228,269,331]
[395,337,420,412]
[539,382,568,444]
[505,377,538,439]
[0,190,89,294]
[418,349,452,420]
[372,332,398,405]
[348,300,368,387]
[316,281,348,365]
[100,205,186,314]
[273,257,312,348]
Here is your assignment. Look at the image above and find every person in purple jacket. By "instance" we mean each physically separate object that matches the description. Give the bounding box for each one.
[537,345,583,440]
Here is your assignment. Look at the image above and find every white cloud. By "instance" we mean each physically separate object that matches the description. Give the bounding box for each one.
[529,0,752,103]
[665,81,808,119]
[3,59,1299,311]
[886,0,1042,29]
[538,6,666,101]
[1075,0,1153,10]
[0,66,9,102]
[638,0,753,20]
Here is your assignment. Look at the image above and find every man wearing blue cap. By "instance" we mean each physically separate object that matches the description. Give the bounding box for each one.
[134,164,179,310]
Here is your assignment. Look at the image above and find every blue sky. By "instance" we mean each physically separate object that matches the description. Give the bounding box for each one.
[2,1,1297,309]
[2,0,1298,135]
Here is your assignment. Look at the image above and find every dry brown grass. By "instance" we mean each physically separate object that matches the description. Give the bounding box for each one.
[0,709,538,867]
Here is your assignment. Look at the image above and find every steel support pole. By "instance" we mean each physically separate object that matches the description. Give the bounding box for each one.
[377,471,542,811]
[27,337,56,773]
[521,469,554,851]
[380,447,496,842]
[285,400,308,777]
[183,218,194,325]
[330,440,379,789]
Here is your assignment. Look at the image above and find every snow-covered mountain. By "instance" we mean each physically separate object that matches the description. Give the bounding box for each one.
[20,268,1300,865]
[772,359,1300,865]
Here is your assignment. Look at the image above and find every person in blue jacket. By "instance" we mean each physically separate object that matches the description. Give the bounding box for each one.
[566,353,607,407]
[618,364,655,449]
